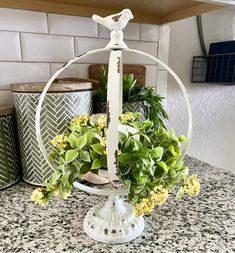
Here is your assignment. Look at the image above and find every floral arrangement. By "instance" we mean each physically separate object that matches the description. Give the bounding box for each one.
[32,112,200,217]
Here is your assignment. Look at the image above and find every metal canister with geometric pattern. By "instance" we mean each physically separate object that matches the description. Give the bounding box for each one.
[0,105,20,189]
[11,79,94,186]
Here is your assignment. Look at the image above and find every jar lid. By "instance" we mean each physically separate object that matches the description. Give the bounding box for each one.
[0,105,14,117]
[10,78,98,93]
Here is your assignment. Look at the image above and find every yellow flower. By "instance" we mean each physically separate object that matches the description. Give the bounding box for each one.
[184,174,200,196]
[151,185,168,206]
[134,197,155,217]
[71,113,90,126]
[100,137,106,147]
[51,134,68,149]
[97,115,107,130]
[119,112,135,124]
[31,188,47,205]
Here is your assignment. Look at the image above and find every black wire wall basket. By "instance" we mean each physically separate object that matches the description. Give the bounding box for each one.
[192,53,235,85]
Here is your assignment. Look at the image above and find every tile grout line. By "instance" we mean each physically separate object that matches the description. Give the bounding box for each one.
[0,60,157,66]
[46,13,49,34]
[18,32,23,62]
[0,29,159,43]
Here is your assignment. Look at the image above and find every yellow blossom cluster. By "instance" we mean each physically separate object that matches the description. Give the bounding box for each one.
[51,134,68,149]
[134,185,169,217]
[151,185,169,206]
[119,112,135,124]
[134,197,155,217]
[31,188,47,205]
[100,137,106,147]
[184,174,200,196]
[97,115,107,130]
[71,113,90,126]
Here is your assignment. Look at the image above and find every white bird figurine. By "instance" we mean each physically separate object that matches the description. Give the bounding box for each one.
[92,9,133,31]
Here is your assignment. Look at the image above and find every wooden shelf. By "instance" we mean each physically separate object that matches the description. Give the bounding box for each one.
[0,0,225,24]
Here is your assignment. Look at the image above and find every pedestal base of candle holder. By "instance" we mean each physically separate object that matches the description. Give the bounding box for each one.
[83,195,144,243]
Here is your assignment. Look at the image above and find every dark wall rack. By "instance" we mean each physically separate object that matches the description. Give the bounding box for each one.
[192,53,235,84]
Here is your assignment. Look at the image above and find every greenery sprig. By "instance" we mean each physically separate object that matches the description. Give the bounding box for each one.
[31,112,200,217]
[94,66,168,128]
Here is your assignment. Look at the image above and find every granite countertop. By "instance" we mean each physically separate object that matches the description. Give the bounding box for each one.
[0,156,234,253]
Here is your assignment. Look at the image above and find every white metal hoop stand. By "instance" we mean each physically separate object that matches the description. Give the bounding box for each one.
[35,9,192,244]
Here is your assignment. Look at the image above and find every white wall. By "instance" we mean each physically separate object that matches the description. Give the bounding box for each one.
[0,8,169,104]
[167,7,235,173]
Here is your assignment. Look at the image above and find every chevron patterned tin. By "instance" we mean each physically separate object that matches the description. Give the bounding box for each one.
[95,101,148,122]
[0,114,20,189]
[13,91,93,186]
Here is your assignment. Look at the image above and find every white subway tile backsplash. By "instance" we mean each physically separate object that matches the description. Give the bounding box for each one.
[0,8,170,106]
[0,91,13,104]
[159,25,170,39]
[140,24,159,42]
[48,14,97,37]
[158,28,170,70]
[75,37,110,63]
[156,70,168,98]
[50,63,89,78]
[21,33,74,62]
[0,62,50,90]
[124,41,158,64]
[0,31,21,61]
[0,8,47,33]
[99,22,140,41]
[146,66,157,87]
[75,37,109,54]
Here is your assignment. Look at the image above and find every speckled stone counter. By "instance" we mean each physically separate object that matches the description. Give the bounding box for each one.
[0,156,234,253]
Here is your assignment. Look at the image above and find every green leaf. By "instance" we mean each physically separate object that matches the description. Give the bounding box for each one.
[80,162,91,174]
[86,129,97,145]
[139,156,150,168]
[175,161,184,171]
[124,179,131,191]
[51,170,61,184]
[178,135,187,142]
[181,167,189,180]
[122,139,134,153]
[120,164,131,175]
[91,159,102,170]
[118,153,132,164]
[100,155,107,168]
[80,150,91,162]
[65,150,79,163]
[168,145,177,156]
[59,156,66,165]
[73,161,83,170]
[130,194,139,205]
[60,169,70,187]
[176,187,185,199]
[140,133,151,143]
[90,149,99,160]
[157,161,168,172]
[150,166,156,177]
[49,151,57,163]
[68,133,78,148]
[76,134,87,149]
[150,147,163,160]
[91,144,105,155]
[133,139,142,151]
[138,175,148,184]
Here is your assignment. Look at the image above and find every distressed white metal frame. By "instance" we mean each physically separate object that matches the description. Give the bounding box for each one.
[35,9,192,243]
